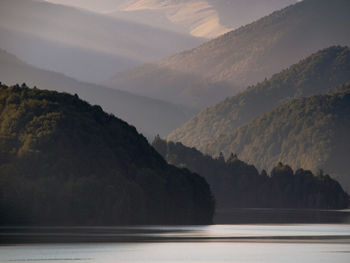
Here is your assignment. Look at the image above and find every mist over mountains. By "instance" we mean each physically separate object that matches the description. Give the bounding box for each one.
[1,0,350,224]
[167,46,350,190]
[107,0,350,109]
[0,0,202,83]
[0,49,195,137]
[168,46,350,149]
[46,0,299,38]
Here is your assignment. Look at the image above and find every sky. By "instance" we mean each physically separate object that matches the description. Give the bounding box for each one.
[44,0,300,38]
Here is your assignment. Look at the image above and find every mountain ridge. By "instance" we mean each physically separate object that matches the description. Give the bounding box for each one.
[203,86,350,191]
[0,48,196,137]
[46,0,299,39]
[167,46,350,149]
[0,0,201,83]
[106,0,350,108]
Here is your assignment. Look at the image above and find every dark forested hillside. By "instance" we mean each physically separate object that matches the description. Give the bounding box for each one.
[0,49,195,137]
[168,46,350,149]
[0,84,214,225]
[152,138,349,209]
[107,0,350,109]
[203,86,350,191]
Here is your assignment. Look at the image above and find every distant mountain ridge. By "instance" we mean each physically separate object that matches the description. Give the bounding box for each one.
[168,46,350,149]
[107,0,350,109]
[0,0,201,83]
[46,0,298,38]
[203,86,350,191]
[0,49,196,137]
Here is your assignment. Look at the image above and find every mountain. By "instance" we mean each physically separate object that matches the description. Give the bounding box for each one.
[203,86,350,192]
[168,46,350,149]
[0,0,201,83]
[0,84,214,225]
[152,138,349,209]
[46,0,298,38]
[106,0,350,109]
[0,49,196,137]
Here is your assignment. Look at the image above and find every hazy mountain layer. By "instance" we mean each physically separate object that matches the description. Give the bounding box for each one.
[168,46,350,149]
[203,87,350,191]
[0,49,196,137]
[0,0,201,83]
[0,84,214,225]
[107,0,350,108]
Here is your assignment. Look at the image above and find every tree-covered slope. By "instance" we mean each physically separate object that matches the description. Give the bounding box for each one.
[203,86,350,191]
[153,138,348,209]
[106,0,350,108]
[168,46,350,149]
[0,84,214,225]
[0,49,196,138]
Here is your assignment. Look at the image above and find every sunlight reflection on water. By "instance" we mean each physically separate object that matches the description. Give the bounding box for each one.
[1,224,350,263]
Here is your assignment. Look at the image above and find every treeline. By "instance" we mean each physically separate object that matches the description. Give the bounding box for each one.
[0,84,214,225]
[153,137,349,209]
[203,85,350,190]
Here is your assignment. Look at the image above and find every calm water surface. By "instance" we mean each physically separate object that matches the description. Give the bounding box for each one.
[1,223,350,263]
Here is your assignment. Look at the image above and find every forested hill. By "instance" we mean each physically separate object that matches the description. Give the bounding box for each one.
[168,46,350,149]
[0,84,214,225]
[203,86,350,192]
[107,0,350,108]
[0,49,195,137]
[152,138,349,209]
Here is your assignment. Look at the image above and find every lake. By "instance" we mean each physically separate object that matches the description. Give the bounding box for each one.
[1,209,350,263]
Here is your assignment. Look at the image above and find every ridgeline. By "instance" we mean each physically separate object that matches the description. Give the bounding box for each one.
[204,85,350,191]
[168,46,350,149]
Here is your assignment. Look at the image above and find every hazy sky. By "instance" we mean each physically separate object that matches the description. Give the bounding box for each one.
[44,0,300,38]
[45,1,301,13]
